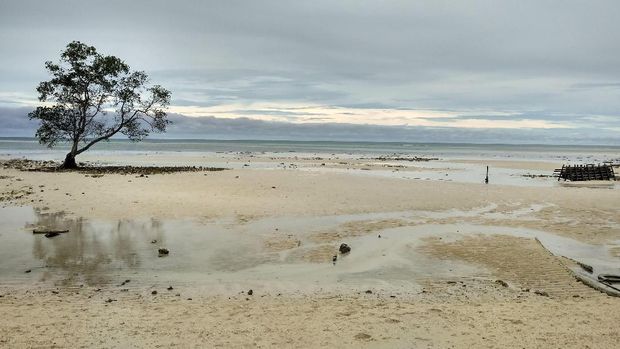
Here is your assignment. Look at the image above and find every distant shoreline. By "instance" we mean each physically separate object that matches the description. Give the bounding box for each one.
[0,136,619,148]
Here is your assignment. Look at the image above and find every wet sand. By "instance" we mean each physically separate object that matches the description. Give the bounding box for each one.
[1,155,619,348]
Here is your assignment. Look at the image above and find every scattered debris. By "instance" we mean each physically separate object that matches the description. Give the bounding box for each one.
[578,262,594,274]
[1,159,228,175]
[33,229,69,235]
[598,274,620,284]
[366,155,439,162]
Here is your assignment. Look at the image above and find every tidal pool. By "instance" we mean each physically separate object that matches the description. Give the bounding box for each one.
[1,206,618,295]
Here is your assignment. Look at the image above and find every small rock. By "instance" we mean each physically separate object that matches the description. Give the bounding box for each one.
[332,255,337,263]
[365,290,372,294]
[247,289,253,296]
[158,248,169,256]
[495,280,509,288]
[167,286,174,291]
[151,239,157,244]
[339,243,351,254]
[151,290,158,295]
[534,290,549,297]
[25,269,31,273]
[105,298,115,303]
[354,333,372,341]
[378,235,381,238]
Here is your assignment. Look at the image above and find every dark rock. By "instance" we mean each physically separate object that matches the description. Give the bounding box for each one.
[332,255,337,263]
[25,269,31,273]
[44,232,61,238]
[247,289,253,296]
[365,290,372,294]
[167,286,173,291]
[151,290,158,295]
[158,248,169,256]
[495,280,509,288]
[339,243,351,254]
[151,239,157,244]
[534,290,549,297]
[105,298,116,303]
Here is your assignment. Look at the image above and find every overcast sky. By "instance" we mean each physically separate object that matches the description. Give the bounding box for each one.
[1,0,619,144]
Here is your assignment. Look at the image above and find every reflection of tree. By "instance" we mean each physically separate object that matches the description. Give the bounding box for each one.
[30,210,164,286]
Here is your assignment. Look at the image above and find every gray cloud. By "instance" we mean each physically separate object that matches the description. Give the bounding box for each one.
[1,0,619,141]
[3,107,617,145]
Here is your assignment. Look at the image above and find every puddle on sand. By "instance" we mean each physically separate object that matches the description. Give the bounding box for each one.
[1,206,619,295]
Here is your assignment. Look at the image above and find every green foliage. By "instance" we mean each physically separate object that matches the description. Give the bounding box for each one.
[29,41,171,157]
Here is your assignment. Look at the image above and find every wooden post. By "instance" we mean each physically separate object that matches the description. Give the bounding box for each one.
[485,166,489,184]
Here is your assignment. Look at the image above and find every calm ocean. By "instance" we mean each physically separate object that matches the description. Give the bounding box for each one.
[1,137,619,163]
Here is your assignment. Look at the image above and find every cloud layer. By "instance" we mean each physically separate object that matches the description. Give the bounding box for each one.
[1,0,619,143]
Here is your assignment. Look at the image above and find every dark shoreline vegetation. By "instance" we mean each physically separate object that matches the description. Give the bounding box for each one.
[1,159,228,175]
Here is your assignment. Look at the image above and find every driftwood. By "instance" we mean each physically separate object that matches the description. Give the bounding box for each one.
[33,229,69,235]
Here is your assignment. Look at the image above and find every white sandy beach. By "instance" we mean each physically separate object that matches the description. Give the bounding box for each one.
[0,152,619,348]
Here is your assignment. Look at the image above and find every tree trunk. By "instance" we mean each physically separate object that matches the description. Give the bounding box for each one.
[60,152,78,169]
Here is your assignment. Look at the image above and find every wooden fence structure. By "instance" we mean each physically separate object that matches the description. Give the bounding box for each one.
[554,164,616,181]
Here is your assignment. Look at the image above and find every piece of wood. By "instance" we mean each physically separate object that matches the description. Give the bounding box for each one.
[33,229,69,235]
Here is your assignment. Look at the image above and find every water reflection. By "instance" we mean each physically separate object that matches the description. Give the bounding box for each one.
[27,210,165,286]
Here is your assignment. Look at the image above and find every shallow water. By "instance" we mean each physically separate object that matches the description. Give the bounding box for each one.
[1,206,618,294]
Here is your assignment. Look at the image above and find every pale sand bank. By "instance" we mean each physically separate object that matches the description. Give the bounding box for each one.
[1,157,619,348]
